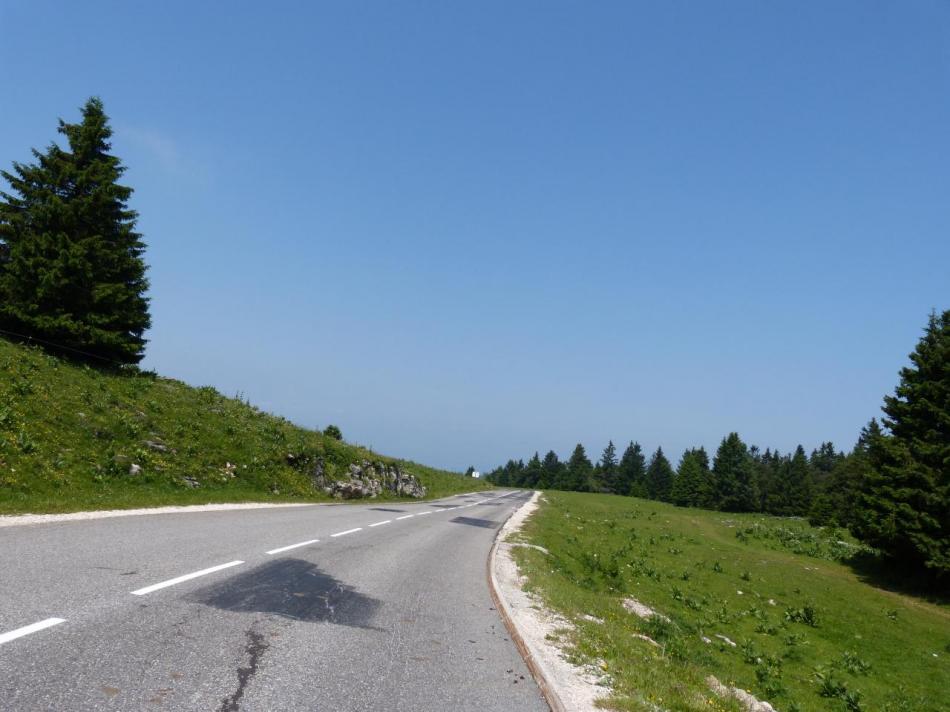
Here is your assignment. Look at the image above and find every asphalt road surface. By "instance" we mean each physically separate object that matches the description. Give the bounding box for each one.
[0,489,547,711]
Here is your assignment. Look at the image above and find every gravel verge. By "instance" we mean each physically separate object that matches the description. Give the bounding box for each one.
[0,501,316,527]
[488,491,607,712]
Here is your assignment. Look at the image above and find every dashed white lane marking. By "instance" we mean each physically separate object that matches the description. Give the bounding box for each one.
[368,520,391,527]
[396,514,415,520]
[131,561,244,596]
[331,527,362,538]
[418,511,433,516]
[266,539,319,555]
[0,618,66,646]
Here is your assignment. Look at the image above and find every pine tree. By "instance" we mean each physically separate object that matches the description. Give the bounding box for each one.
[671,448,709,507]
[646,447,674,502]
[564,444,593,492]
[754,448,779,513]
[712,432,759,512]
[618,441,647,497]
[0,98,150,364]
[854,311,950,578]
[597,440,619,493]
[539,450,562,490]
[811,422,879,528]
[523,452,543,488]
[767,446,813,516]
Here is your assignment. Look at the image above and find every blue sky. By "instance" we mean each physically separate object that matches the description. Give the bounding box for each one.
[2,1,948,471]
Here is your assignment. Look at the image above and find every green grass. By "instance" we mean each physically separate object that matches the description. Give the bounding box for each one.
[0,337,486,513]
[514,491,949,712]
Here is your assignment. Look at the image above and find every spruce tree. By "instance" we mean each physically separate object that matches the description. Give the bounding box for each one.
[565,444,593,492]
[767,446,813,516]
[540,450,562,490]
[0,98,150,364]
[712,432,759,512]
[672,448,709,507]
[523,452,543,488]
[597,440,619,493]
[618,441,647,497]
[854,310,950,578]
[646,447,674,502]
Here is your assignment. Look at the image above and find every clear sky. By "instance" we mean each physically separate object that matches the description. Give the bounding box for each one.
[1,1,948,472]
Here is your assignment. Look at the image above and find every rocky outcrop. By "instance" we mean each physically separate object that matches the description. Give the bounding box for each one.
[304,458,426,499]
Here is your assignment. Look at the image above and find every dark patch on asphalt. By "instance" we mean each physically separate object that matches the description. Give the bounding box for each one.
[368,507,404,512]
[219,628,268,712]
[189,559,383,629]
[450,516,499,529]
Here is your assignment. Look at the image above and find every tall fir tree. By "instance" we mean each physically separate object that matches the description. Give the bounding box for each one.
[712,432,759,512]
[810,423,879,528]
[854,310,950,578]
[646,447,675,502]
[618,441,647,497]
[539,450,562,490]
[0,98,150,364]
[522,452,543,488]
[671,448,709,507]
[597,440,619,493]
[767,446,813,516]
[564,443,593,492]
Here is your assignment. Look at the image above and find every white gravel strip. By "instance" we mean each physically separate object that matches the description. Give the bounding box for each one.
[489,492,607,712]
[0,502,315,528]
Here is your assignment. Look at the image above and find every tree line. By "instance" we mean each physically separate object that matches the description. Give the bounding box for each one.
[487,310,949,581]
[486,434,855,522]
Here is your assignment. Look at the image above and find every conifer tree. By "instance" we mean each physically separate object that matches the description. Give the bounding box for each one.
[618,441,647,497]
[564,444,593,492]
[767,446,813,516]
[539,450,562,490]
[671,448,709,507]
[646,447,674,502]
[854,310,950,578]
[811,421,879,528]
[597,440,619,493]
[712,432,759,512]
[0,98,150,364]
[523,452,543,488]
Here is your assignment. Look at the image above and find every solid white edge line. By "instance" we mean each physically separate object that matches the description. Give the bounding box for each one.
[330,527,362,537]
[0,618,66,646]
[396,514,415,520]
[131,560,244,596]
[368,520,391,527]
[266,539,319,555]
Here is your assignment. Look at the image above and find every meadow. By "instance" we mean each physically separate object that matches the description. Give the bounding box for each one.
[0,337,484,513]
[513,491,949,712]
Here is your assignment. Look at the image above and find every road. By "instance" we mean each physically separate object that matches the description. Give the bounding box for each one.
[0,489,547,711]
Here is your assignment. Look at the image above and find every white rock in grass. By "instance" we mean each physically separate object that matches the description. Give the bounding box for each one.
[622,597,670,622]
[714,634,737,647]
[706,675,777,712]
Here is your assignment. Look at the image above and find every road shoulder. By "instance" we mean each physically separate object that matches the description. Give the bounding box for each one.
[488,491,607,712]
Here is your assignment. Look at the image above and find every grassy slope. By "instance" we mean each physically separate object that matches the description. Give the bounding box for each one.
[0,338,486,513]
[515,491,949,712]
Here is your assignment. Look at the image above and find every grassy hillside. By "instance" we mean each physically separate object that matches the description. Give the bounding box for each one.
[0,338,486,514]
[514,491,949,712]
